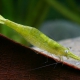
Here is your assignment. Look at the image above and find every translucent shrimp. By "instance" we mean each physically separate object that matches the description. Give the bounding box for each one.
[0,15,80,61]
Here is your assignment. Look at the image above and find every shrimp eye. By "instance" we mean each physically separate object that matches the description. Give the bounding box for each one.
[65,50,68,53]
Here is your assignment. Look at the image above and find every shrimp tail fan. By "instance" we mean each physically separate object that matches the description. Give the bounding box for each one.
[0,15,6,24]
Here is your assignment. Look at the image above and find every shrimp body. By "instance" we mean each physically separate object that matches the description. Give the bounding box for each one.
[0,15,80,61]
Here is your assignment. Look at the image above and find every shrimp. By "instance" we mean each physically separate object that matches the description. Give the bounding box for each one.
[0,15,80,61]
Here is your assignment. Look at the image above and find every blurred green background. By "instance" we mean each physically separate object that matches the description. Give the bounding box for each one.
[0,0,80,46]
